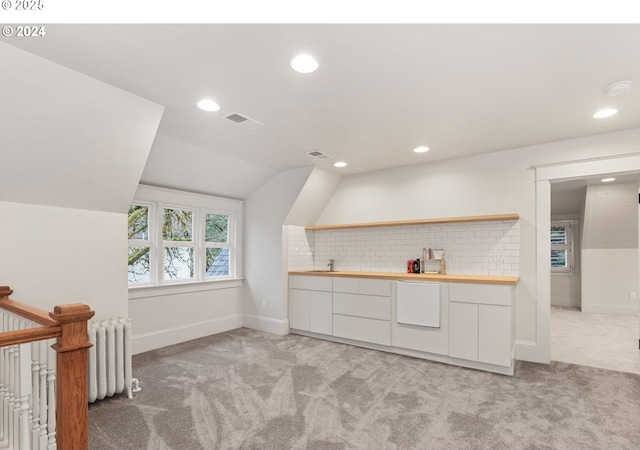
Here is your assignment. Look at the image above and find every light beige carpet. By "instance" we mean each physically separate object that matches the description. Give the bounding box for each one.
[551,306,639,374]
[89,328,640,449]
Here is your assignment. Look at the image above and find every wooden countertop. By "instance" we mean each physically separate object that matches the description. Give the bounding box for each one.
[288,270,519,285]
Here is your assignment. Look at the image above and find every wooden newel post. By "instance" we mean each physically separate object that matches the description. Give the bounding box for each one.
[50,303,95,450]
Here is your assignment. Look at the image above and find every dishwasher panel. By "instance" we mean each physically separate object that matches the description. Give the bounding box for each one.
[396,281,440,328]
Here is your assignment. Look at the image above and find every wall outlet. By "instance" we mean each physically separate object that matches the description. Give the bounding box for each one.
[630,292,637,299]
[261,300,267,309]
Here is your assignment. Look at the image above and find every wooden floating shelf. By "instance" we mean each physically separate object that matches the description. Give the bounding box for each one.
[304,213,520,231]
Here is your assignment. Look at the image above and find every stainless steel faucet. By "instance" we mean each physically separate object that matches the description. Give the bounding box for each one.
[328,259,334,271]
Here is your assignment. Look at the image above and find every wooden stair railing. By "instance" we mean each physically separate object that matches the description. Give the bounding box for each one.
[0,286,95,450]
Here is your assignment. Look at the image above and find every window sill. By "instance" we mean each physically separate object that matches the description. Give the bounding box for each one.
[551,271,574,276]
[129,278,244,300]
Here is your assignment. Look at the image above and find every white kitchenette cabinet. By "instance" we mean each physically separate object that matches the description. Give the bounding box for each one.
[332,277,392,346]
[448,283,514,368]
[289,275,333,335]
[289,272,518,375]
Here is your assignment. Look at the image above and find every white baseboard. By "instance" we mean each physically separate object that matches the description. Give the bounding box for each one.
[131,314,243,355]
[582,304,639,315]
[243,314,289,336]
[515,340,549,364]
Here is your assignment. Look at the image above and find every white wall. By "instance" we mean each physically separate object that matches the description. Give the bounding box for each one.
[284,168,342,226]
[243,166,342,335]
[0,201,128,319]
[550,185,584,309]
[582,182,638,249]
[315,128,640,363]
[243,167,314,335]
[581,182,639,315]
[550,216,581,309]
[129,282,243,354]
[317,148,539,348]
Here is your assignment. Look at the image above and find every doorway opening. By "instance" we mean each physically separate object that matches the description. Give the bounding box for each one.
[535,153,640,371]
[550,174,639,373]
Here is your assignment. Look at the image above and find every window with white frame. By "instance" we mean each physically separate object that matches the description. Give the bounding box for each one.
[551,221,574,274]
[162,207,195,281]
[204,212,231,277]
[127,187,240,286]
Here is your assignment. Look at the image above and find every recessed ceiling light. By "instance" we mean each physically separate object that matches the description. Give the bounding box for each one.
[413,146,430,153]
[197,99,220,112]
[290,54,318,73]
[601,177,616,182]
[334,161,347,168]
[593,108,618,119]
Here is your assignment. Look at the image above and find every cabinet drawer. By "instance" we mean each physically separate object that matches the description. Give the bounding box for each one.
[333,292,390,320]
[449,283,512,306]
[333,277,391,296]
[332,277,360,294]
[360,279,392,296]
[289,275,333,291]
[333,314,391,346]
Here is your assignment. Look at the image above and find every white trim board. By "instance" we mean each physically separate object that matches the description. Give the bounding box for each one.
[243,314,290,336]
[131,314,243,355]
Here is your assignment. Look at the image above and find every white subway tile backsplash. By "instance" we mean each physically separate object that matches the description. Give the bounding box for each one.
[287,220,519,276]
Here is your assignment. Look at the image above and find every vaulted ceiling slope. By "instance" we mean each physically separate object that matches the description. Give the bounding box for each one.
[0,42,164,213]
[2,24,640,200]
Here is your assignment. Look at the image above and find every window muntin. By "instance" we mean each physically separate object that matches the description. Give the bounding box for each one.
[551,221,574,274]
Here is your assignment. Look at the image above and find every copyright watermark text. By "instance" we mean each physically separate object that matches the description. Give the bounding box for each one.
[2,0,45,11]
[2,25,46,37]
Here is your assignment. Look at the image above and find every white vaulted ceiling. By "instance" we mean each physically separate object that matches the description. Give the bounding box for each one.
[2,24,640,199]
[0,42,164,213]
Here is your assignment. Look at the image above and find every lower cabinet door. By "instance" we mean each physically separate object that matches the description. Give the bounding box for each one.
[478,304,511,367]
[333,314,391,346]
[290,289,332,335]
[448,302,478,361]
[309,291,333,335]
[289,289,310,331]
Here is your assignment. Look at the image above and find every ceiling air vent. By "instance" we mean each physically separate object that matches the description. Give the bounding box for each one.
[305,150,332,160]
[222,112,265,130]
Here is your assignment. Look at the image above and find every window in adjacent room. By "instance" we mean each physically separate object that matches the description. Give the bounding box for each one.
[550,221,574,274]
